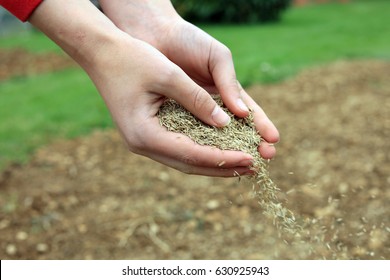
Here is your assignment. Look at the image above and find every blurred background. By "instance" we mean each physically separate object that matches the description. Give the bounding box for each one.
[0,0,389,259]
[1,0,388,169]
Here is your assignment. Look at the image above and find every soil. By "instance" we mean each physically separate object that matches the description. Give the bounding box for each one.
[0,58,389,260]
[0,48,76,81]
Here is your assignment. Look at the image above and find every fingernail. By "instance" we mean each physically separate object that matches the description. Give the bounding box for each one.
[212,105,230,127]
[243,170,255,176]
[237,98,249,113]
[238,157,253,167]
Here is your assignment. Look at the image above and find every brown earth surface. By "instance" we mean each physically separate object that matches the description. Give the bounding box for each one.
[0,48,76,81]
[0,59,389,260]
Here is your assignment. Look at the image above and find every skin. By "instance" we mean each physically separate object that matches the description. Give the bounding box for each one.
[29,0,279,177]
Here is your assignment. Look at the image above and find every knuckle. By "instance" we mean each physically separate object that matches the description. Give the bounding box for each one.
[211,40,232,59]
[179,153,198,167]
[219,44,233,59]
[177,145,201,174]
[124,132,148,155]
[191,87,211,112]
[159,65,180,85]
[126,140,144,155]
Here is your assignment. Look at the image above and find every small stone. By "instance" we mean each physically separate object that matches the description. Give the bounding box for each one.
[186,220,198,230]
[36,243,49,253]
[352,247,366,257]
[77,224,88,233]
[206,200,220,210]
[16,231,28,241]
[368,229,385,250]
[338,182,349,194]
[6,244,17,256]
[0,219,10,230]
[158,172,170,182]
[213,223,223,232]
[368,188,380,199]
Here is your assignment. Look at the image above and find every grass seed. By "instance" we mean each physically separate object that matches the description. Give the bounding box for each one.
[158,95,300,234]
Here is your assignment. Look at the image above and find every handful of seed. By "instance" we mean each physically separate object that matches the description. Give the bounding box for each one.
[158,95,299,234]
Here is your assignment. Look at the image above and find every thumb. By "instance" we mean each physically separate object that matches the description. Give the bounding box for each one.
[161,66,231,127]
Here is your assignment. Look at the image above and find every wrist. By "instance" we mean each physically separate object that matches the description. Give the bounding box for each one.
[99,0,182,51]
[29,0,124,70]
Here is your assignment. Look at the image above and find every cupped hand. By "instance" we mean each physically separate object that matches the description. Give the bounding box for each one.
[99,0,280,159]
[28,0,255,177]
[159,21,280,159]
[87,33,255,176]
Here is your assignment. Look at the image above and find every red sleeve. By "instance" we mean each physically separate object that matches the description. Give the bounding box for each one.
[0,0,43,22]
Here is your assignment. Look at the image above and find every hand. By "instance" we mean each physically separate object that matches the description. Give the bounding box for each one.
[87,35,256,176]
[99,0,280,159]
[29,0,255,176]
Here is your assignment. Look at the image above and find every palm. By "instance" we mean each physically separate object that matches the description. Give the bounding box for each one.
[161,22,217,91]
[157,21,280,158]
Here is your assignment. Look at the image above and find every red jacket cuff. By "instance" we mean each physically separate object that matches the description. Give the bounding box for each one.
[1,0,44,22]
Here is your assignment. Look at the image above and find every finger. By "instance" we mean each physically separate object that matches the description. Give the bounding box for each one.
[209,42,249,118]
[122,118,256,176]
[136,120,255,169]
[258,141,277,160]
[201,83,278,159]
[159,65,232,128]
[149,128,254,168]
[240,90,280,144]
[150,152,254,177]
[239,90,279,159]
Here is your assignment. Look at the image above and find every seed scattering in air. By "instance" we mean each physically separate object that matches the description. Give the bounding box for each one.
[158,95,299,235]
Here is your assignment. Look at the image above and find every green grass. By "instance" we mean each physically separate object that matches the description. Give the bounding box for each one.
[0,69,113,167]
[0,30,62,53]
[0,30,61,53]
[0,1,389,168]
[203,0,390,84]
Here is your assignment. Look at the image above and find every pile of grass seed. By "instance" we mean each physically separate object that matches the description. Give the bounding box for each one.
[158,95,300,235]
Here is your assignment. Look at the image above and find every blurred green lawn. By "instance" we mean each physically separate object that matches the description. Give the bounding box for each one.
[0,1,389,169]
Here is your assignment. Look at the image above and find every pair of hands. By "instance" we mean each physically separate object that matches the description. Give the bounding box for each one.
[31,0,279,177]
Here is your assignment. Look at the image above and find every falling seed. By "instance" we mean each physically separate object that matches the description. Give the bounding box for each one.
[286,189,296,195]
[158,96,299,234]
[157,95,367,259]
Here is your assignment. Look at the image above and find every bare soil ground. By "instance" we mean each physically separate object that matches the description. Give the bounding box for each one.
[0,59,389,260]
[0,48,76,81]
